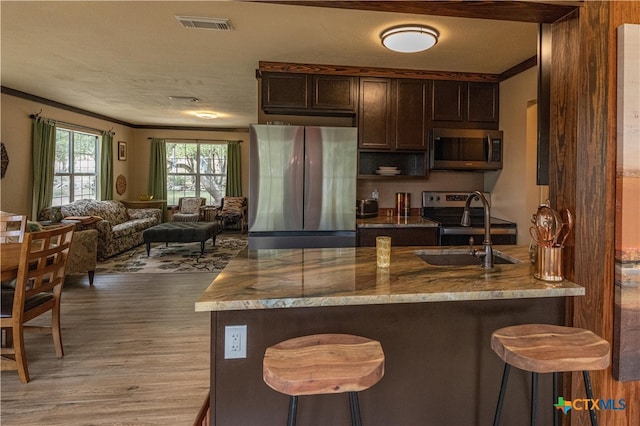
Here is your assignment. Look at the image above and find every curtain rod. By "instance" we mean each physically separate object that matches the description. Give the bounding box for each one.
[30,113,114,136]
[147,137,241,143]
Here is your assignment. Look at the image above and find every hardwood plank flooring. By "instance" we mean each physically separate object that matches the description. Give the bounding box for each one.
[1,272,216,425]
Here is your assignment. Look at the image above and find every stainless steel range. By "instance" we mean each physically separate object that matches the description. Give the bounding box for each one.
[421,191,517,246]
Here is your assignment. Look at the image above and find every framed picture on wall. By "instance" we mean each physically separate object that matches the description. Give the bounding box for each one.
[118,141,127,161]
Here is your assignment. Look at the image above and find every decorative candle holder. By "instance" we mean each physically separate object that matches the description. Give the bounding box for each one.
[376,236,391,268]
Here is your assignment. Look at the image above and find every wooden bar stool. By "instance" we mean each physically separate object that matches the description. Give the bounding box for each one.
[490,324,610,426]
[263,334,385,426]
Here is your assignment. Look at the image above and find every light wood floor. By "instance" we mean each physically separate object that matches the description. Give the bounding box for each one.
[1,272,216,425]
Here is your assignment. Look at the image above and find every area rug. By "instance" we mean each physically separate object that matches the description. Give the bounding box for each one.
[95,234,247,274]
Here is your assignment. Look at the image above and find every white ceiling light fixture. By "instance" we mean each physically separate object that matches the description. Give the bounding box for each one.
[195,112,218,119]
[381,25,439,53]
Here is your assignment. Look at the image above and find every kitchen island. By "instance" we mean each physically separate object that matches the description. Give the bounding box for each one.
[196,245,583,425]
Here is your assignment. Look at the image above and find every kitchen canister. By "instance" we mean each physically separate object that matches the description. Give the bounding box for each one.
[395,192,411,217]
[534,245,563,281]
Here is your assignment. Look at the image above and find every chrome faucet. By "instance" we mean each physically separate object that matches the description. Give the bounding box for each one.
[461,191,493,268]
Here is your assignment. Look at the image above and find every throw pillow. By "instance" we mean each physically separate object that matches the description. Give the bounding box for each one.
[221,197,244,214]
[181,198,202,214]
[26,221,43,233]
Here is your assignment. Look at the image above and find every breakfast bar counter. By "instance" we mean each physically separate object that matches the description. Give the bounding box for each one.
[196,245,583,311]
[197,246,584,426]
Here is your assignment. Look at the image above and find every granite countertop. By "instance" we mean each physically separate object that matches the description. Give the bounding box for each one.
[195,245,585,312]
[357,216,438,228]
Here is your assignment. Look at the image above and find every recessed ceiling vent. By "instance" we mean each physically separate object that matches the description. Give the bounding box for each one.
[176,16,234,31]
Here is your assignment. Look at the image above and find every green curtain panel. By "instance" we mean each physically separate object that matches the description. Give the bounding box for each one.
[148,138,167,219]
[31,116,56,220]
[100,131,114,200]
[226,140,242,197]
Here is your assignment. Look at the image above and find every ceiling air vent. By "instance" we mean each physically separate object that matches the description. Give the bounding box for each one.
[175,16,233,31]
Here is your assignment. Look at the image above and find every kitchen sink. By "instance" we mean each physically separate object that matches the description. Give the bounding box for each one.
[415,249,521,266]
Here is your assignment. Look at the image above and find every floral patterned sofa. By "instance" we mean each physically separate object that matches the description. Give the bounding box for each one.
[39,200,161,260]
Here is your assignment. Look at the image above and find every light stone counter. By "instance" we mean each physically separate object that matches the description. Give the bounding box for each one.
[196,245,584,312]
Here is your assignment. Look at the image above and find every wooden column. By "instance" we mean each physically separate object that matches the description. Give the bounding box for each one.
[550,2,640,425]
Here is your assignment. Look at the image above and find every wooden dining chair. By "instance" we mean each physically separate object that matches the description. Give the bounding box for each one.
[0,214,27,243]
[0,224,74,383]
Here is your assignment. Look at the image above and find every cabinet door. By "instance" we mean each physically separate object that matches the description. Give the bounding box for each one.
[431,80,465,122]
[262,72,310,109]
[467,82,499,123]
[312,75,357,111]
[393,80,429,150]
[358,78,392,149]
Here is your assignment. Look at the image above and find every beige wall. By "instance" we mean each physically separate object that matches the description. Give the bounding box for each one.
[487,66,541,244]
[0,93,248,218]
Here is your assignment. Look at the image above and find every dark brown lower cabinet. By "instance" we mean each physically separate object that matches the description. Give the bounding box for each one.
[209,298,565,425]
[357,226,438,246]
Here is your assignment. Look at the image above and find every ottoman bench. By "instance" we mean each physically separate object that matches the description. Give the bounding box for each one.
[142,222,219,256]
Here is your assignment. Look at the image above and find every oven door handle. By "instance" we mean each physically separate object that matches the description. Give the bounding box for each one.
[440,227,516,235]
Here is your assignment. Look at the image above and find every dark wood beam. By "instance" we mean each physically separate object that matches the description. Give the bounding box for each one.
[262,1,581,24]
[498,55,537,81]
[258,61,500,83]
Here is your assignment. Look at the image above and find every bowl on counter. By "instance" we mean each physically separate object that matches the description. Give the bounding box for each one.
[375,167,401,176]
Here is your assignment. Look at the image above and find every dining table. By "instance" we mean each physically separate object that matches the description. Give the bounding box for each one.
[1,242,22,281]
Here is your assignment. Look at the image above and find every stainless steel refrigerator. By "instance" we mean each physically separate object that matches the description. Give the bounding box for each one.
[248,125,357,249]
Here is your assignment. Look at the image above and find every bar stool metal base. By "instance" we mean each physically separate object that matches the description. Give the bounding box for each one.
[492,364,599,426]
[286,392,362,426]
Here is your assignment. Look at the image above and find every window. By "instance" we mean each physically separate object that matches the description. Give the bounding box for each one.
[52,128,99,206]
[166,141,227,206]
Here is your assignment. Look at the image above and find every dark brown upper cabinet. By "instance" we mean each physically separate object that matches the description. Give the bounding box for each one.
[311,75,357,111]
[431,80,499,128]
[359,78,429,151]
[358,78,429,178]
[431,80,465,122]
[467,82,499,123]
[358,77,392,149]
[393,79,430,150]
[262,72,310,110]
[261,72,356,115]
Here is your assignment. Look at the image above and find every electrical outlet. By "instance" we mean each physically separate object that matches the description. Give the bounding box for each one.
[224,325,247,359]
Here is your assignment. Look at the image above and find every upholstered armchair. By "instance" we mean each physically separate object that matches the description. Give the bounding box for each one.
[65,229,98,285]
[216,197,247,232]
[172,197,206,222]
[33,222,98,286]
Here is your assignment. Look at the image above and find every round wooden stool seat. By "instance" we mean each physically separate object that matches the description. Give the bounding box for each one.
[490,324,610,426]
[263,333,385,396]
[491,323,610,373]
[263,334,384,426]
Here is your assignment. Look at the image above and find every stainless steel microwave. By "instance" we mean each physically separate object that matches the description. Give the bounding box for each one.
[429,128,503,171]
